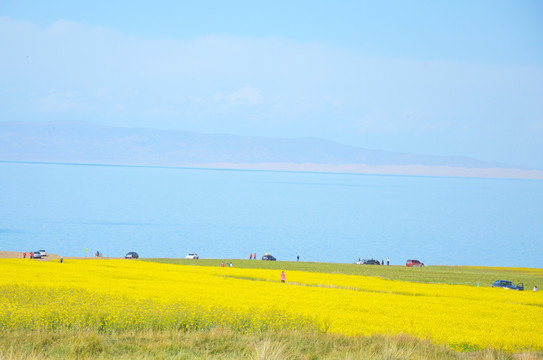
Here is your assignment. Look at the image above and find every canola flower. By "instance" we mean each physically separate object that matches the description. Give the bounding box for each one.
[0,259,541,352]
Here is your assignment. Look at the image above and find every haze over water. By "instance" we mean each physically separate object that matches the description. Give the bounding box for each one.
[1,161,542,268]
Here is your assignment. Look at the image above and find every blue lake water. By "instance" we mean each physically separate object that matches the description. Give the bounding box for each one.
[1,161,542,267]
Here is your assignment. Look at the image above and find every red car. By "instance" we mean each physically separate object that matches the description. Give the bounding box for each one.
[406,259,424,267]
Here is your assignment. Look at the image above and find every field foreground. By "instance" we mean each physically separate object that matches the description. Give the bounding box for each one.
[0,259,542,359]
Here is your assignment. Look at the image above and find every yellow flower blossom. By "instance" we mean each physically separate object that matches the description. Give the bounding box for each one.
[0,259,541,352]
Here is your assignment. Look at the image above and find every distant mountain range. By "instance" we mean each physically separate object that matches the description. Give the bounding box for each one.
[1,121,541,179]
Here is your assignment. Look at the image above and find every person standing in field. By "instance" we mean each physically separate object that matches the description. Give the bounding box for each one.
[23,252,26,258]
[297,255,300,262]
[387,258,390,266]
[534,285,538,292]
[29,252,33,259]
[281,271,285,283]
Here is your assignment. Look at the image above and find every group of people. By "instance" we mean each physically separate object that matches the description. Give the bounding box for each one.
[22,251,63,263]
[22,252,34,259]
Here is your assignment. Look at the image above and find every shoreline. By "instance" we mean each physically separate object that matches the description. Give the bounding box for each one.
[0,251,119,260]
[3,160,543,180]
[3,252,543,271]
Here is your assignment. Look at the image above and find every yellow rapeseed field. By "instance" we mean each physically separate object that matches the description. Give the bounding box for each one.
[0,259,541,352]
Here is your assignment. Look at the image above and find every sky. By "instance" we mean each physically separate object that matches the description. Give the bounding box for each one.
[1,0,542,168]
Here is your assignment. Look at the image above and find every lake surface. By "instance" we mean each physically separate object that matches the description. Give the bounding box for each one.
[1,161,542,267]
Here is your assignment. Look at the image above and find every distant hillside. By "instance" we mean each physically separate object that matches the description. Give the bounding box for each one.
[1,121,541,179]
[0,121,507,166]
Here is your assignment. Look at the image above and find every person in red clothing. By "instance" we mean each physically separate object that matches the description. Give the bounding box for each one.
[23,252,26,258]
[280,271,285,283]
[250,254,252,260]
[29,252,33,259]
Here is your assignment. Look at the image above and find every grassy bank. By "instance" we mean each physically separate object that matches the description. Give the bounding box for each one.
[1,328,540,360]
[143,258,543,288]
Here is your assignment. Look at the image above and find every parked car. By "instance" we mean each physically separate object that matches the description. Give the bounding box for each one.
[356,259,381,265]
[491,280,524,291]
[262,254,276,261]
[124,252,139,259]
[32,251,42,259]
[406,259,424,267]
[38,250,47,257]
[186,253,199,259]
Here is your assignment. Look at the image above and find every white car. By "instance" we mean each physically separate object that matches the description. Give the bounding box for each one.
[186,253,199,259]
[39,250,47,257]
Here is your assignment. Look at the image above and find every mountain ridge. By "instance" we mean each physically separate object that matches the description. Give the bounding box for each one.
[1,120,541,179]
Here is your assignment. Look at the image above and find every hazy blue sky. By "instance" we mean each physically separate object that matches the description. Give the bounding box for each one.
[1,1,542,168]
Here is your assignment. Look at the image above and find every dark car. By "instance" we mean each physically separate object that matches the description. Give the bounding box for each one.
[262,254,276,261]
[124,252,139,259]
[492,280,524,291]
[356,259,381,265]
[406,259,424,267]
